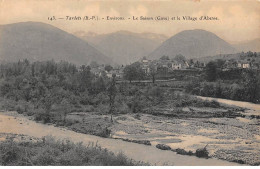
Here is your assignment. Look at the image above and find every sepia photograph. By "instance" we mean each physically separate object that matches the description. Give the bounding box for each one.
[0,0,259,166]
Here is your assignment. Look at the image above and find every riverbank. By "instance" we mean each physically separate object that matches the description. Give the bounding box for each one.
[0,134,145,166]
[63,95,260,165]
[0,111,240,166]
[0,95,259,165]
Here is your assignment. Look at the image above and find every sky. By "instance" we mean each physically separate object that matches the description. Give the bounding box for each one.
[0,0,259,43]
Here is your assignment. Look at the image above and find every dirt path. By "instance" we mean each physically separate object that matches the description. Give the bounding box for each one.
[0,112,240,166]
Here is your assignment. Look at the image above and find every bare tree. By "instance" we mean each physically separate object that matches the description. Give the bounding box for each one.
[149,65,157,83]
[108,73,117,122]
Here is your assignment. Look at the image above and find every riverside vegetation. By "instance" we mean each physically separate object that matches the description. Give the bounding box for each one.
[0,59,259,165]
[0,135,145,166]
[0,60,243,136]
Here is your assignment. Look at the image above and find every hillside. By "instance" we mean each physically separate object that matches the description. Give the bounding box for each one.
[233,38,260,52]
[149,29,238,59]
[0,22,112,65]
[194,52,260,64]
[75,31,168,64]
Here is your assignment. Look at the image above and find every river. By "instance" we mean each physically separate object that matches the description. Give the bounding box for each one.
[0,112,240,166]
[197,96,260,115]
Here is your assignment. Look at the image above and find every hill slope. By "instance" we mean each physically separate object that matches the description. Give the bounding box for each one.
[233,38,260,52]
[0,22,111,65]
[75,31,168,64]
[149,29,237,59]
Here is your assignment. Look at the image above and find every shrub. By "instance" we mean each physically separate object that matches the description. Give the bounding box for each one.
[96,127,111,138]
[34,108,48,122]
[195,146,209,158]
[95,104,109,114]
[156,144,171,150]
[0,98,17,111]
[84,105,94,112]
[121,138,151,146]
[0,136,147,166]
[209,100,220,108]
[174,148,194,156]
[115,102,130,114]
[134,114,141,120]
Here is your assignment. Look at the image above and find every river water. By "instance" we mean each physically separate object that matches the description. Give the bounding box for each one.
[0,112,240,166]
[197,96,260,115]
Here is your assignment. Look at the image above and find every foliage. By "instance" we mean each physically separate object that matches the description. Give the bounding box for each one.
[123,62,145,82]
[205,61,217,82]
[174,54,186,63]
[104,65,113,72]
[156,144,171,150]
[160,55,170,60]
[0,136,146,166]
[185,70,260,103]
[195,146,209,158]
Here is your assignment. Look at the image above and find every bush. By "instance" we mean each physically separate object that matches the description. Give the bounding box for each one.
[0,98,17,111]
[121,138,151,146]
[96,127,111,138]
[0,136,147,166]
[134,114,141,120]
[195,146,209,158]
[84,105,95,112]
[95,104,109,114]
[34,108,48,122]
[156,144,171,150]
[174,148,194,156]
[115,102,130,114]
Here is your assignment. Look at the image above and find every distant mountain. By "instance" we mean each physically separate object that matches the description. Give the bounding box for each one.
[0,22,112,65]
[74,31,102,45]
[75,30,168,64]
[233,38,260,52]
[149,29,238,59]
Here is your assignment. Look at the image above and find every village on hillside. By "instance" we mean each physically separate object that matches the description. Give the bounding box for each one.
[90,51,260,80]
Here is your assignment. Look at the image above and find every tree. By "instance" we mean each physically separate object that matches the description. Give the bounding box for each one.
[105,65,113,72]
[79,65,93,91]
[149,65,157,83]
[92,76,106,94]
[123,65,135,83]
[174,54,186,62]
[59,99,71,123]
[242,70,260,103]
[89,61,99,68]
[215,59,225,69]
[189,59,194,66]
[108,74,117,122]
[215,81,222,98]
[123,62,144,83]
[205,61,217,82]
[160,55,170,60]
[41,93,53,123]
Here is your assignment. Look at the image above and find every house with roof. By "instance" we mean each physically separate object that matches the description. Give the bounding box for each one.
[91,67,105,77]
[139,57,152,74]
[106,68,124,79]
[237,61,250,69]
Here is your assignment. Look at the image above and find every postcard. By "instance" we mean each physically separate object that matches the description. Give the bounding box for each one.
[0,0,259,166]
